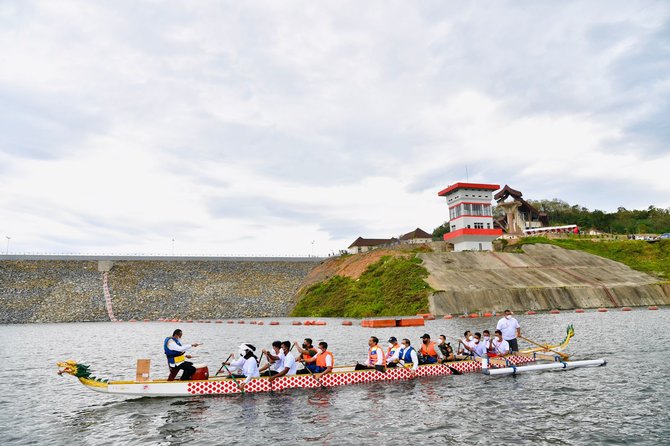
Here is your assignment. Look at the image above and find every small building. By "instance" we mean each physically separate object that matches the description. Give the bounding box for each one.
[399,228,433,244]
[437,182,503,252]
[347,237,397,254]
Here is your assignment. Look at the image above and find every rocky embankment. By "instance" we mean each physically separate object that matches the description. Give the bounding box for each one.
[0,259,320,323]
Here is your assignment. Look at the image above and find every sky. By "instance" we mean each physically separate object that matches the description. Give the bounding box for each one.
[1,1,669,256]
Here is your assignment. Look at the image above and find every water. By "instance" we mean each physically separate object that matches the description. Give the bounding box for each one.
[1,310,669,445]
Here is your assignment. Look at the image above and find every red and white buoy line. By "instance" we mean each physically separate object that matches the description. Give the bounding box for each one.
[102,272,118,322]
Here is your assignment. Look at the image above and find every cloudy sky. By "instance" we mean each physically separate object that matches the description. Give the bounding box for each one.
[1,1,668,256]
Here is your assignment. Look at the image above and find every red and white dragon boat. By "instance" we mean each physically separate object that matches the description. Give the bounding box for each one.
[57,325,604,397]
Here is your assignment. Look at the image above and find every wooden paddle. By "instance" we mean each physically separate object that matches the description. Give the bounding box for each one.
[300,359,325,387]
[215,354,233,377]
[519,335,569,359]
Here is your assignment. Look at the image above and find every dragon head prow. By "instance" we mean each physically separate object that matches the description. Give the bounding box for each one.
[57,360,94,379]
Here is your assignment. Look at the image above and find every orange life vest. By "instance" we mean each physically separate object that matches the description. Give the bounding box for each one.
[386,343,400,361]
[419,341,438,358]
[316,350,334,368]
[368,345,386,367]
[303,347,316,362]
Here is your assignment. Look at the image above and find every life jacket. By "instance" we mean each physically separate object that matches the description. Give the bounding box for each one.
[419,341,438,358]
[164,337,185,366]
[302,347,316,362]
[386,343,400,361]
[315,350,334,368]
[399,346,416,363]
[368,345,386,367]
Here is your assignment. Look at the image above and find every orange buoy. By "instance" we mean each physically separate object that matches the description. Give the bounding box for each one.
[186,320,193,323]
[458,315,467,318]
[575,309,585,313]
[425,315,435,321]
[648,306,659,310]
[227,320,234,324]
[443,314,453,320]
[549,309,561,314]
[526,311,537,315]
[315,321,326,326]
[483,312,493,318]
[292,321,302,326]
[237,320,245,324]
[269,321,279,325]
[621,307,632,312]
[597,308,608,312]
[250,321,257,325]
[257,321,264,325]
[341,321,352,326]
[304,321,312,326]
[469,313,479,318]
[215,320,223,323]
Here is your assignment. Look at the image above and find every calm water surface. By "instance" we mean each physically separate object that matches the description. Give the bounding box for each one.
[1,310,669,445]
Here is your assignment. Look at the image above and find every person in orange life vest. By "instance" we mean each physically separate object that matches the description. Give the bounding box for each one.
[164,329,201,381]
[309,341,334,379]
[488,330,510,357]
[355,336,386,372]
[385,336,402,368]
[294,338,318,374]
[419,333,442,364]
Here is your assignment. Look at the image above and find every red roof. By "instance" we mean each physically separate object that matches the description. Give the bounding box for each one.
[438,182,500,197]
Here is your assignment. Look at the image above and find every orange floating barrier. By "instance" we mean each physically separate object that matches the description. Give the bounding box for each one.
[443,314,453,320]
[250,321,257,325]
[483,312,493,318]
[215,320,223,323]
[526,311,537,315]
[304,321,312,326]
[292,321,302,326]
[257,321,264,325]
[227,320,234,324]
[315,321,326,326]
[143,319,150,322]
[574,309,585,313]
[361,319,396,328]
[621,307,632,312]
[549,310,560,314]
[648,306,659,310]
[597,308,608,312]
[341,321,352,326]
[397,318,425,327]
[186,320,193,323]
[469,313,479,318]
[237,321,245,324]
[269,321,279,325]
[416,313,433,319]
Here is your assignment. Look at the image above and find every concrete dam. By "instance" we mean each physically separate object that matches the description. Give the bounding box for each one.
[420,244,670,315]
[0,256,321,323]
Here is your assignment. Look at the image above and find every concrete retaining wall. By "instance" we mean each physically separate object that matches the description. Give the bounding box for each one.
[421,244,670,314]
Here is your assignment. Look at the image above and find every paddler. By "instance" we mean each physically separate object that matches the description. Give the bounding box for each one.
[457,330,475,357]
[437,335,455,362]
[355,336,386,372]
[489,330,510,357]
[463,332,488,358]
[260,341,284,376]
[311,341,334,379]
[398,338,419,371]
[386,336,402,368]
[419,333,442,364]
[294,338,318,374]
[164,329,201,381]
[268,341,298,382]
[223,343,260,390]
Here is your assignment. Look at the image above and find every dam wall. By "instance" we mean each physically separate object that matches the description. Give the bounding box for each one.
[420,244,670,315]
[0,257,321,323]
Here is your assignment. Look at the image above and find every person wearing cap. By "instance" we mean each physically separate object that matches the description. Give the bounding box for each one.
[496,309,521,353]
[419,333,443,364]
[260,340,284,376]
[164,328,201,381]
[294,338,318,374]
[269,341,298,383]
[437,335,455,362]
[224,343,261,390]
[386,336,402,367]
[398,338,419,371]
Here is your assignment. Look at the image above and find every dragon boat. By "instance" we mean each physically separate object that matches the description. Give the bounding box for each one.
[57,325,604,397]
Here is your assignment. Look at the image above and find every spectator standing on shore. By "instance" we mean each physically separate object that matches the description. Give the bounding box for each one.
[496,310,521,352]
[164,329,200,381]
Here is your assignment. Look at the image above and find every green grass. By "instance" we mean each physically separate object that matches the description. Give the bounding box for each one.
[515,237,670,280]
[290,255,433,317]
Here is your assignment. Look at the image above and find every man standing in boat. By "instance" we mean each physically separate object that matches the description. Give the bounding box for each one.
[164,329,201,381]
[496,309,521,353]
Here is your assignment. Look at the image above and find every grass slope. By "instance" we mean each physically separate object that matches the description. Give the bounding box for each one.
[515,237,670,280]
[291,255,432,317]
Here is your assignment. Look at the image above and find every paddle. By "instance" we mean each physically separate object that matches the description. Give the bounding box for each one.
[519,335,569,359]
[221,363,245,393]
[300,359,325,387]
[215,354,233,377]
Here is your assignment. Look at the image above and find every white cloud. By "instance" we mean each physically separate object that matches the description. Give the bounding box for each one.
[1,0,669,255]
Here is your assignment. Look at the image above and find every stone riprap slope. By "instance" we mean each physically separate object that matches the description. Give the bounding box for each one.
[0,259,321,323]
[420,244,670,315]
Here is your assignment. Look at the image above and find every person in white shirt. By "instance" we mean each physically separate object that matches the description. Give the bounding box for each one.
[164,329,201,381]
[225,343,260,390]
[496,309,521,352]
[471,332,488,358]
[398,338,419,371]
[260,341,284,376]
[481,330,492,353]
[269,341,298,382]
[386,337,402,367]
[458,330,475,356]
[490,330,510,356]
